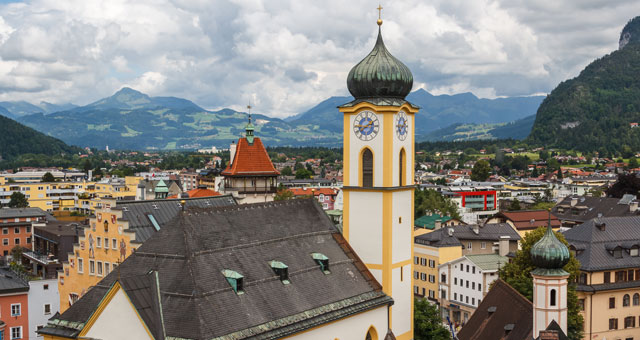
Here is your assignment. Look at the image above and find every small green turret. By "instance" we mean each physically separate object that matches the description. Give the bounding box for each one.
[530,211,570,276]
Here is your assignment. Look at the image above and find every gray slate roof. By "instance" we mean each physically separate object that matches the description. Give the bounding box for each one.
[0,207,47,219]
[552,195,640,224]
[115,195,237,242]
[0,267,29,294]
[40,199,390,340]
[563,216,640,271]
[415,223,520,247]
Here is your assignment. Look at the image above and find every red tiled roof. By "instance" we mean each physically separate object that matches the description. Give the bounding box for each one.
[290,187,339,197]
[221,137,280,176]
[498,210,561,230]
[167,188,221,199]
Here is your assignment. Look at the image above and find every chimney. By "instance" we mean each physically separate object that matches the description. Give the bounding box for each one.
[447,227,454,237]
[472,225,480,235]
[596,221,606,231]
[499,236,510,256]
[434,220,442,229]
[630,201,638,212]
[229,141,237,165]
[570,197,578,207]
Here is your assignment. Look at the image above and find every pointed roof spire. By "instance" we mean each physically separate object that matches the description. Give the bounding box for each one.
[245,104,255,144]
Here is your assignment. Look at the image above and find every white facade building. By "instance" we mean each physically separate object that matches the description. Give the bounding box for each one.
[28,278,59,340]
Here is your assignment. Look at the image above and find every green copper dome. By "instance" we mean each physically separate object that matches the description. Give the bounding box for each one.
[347,27,413,100]
[530,220,570,272]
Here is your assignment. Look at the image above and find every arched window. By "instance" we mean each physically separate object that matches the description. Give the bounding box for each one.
[362,149,373,187]
[550,289,556,306]
[623,294,630,307]
[365,326,378,340]
[633,293,639,306]
[399,148,406,186]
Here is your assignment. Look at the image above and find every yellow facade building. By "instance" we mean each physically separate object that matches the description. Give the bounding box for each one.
[413,234,462,301]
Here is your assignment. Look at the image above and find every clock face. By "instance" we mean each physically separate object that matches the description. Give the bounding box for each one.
[396,111,408,140]
[353,110,379,141]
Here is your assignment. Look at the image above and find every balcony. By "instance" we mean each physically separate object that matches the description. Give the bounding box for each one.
[23,250,58,265]
[226,186,278,195]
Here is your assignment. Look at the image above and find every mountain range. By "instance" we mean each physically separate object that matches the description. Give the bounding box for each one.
[4,87,543,150]
[528,16,640,154]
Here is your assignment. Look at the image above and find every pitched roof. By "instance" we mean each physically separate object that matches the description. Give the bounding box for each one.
[414,213,453,230]
[465,254,509,271]
[0,268,29,294]
[552,195,640,223]
[563,216,640,271]
[114,195,237,242]
[289,187,339,198]
[0,207,47,219]
[495,210,561,230]
[167,188,221,199]
[415,223,520,248]
[221,137,280,176]
[41,199,390,340]
[457,279,533,340]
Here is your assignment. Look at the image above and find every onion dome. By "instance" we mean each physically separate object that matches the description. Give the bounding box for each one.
[530,213,570,274]
[346,25,413,100]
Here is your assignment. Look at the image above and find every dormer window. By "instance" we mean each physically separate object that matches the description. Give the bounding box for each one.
[311,253,330,274]
[631,246,639,257]
[222,269,244,294]
[614,247,623,259]
[269,260,290,284]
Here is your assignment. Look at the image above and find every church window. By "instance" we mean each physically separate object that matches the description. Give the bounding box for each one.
[550,289,556,306]
[399,149,406,186]
[623,294,630,307]
[633,293,640,306]
[222,269,244,294]
[362,149,373,187]
[311,253,330,274]
[365,327,378,340]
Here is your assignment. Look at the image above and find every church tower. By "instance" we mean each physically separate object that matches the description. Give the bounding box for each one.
[340,10,417,340]
[530,213,571,337]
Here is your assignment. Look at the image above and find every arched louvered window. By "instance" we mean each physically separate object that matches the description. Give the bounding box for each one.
[399,148,406,186]
[362,149,373,187]
[550,289,556,306]
[365,326,378,340]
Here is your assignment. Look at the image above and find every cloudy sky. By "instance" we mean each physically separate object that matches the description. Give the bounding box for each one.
[0,0,638,118]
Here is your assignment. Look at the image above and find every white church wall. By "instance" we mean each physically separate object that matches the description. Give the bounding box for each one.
[286,305,388,340]
[348,191,383,264]
[83,288,153,340]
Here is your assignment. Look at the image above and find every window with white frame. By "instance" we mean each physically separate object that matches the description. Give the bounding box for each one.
[112,238,117,249]
[96,237,102,248]
[97,261,103,276]
[105,262,110,275]
[10,326,21,339]
[78,258,84,273]
[481,242,486,249]
[89,260,95,275]
[11,303,20,316]
[44,304,51,315]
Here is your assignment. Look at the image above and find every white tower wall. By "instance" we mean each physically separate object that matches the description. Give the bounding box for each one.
[532,273,569,338]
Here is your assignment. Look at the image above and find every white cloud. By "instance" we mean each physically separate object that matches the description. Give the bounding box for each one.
[0,0,638,117]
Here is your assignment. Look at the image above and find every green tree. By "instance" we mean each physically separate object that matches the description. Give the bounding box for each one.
[274,188,294,201]
[470,160,491,181]
[415,189,461,220]
[83,159,93,173]
[41,172,55,182]
[8,192,28,208]
[630,157,639,169]
[498,227,584,340]
[414,298,450,340]
[295,168,313,179]
[508,198,522,211]
[280,166,293,176]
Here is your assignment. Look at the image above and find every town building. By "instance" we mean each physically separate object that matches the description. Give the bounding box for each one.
[487,210,561,238]
[0,267,29,340]
[167,185,220,199]
[552,194,640,228]
[57,195,236,312]
[458,216,572,340]
[0,208,46,257]
[441,188,498,224]
[564,216,640,340]
[40,200,395,340]
[414,212,464,231]
[25,221,85,279]
[28,278,59,340]
[289,187,340,210]
[413,230,462,301]
[221,119,280,204]
[438,253,509,326]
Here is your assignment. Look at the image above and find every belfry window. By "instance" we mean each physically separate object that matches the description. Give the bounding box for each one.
[362,149,373,187]
[399,148,406,186]
[550,289,556,306]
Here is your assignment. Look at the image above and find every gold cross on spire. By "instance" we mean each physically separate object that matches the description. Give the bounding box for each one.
[377,4,383,26]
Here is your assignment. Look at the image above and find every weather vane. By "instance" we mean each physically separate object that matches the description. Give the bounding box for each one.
[247,104,252,124]
[377,4,383,26]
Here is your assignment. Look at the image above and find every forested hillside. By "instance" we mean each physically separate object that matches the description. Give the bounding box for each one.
[0,115,78,160]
